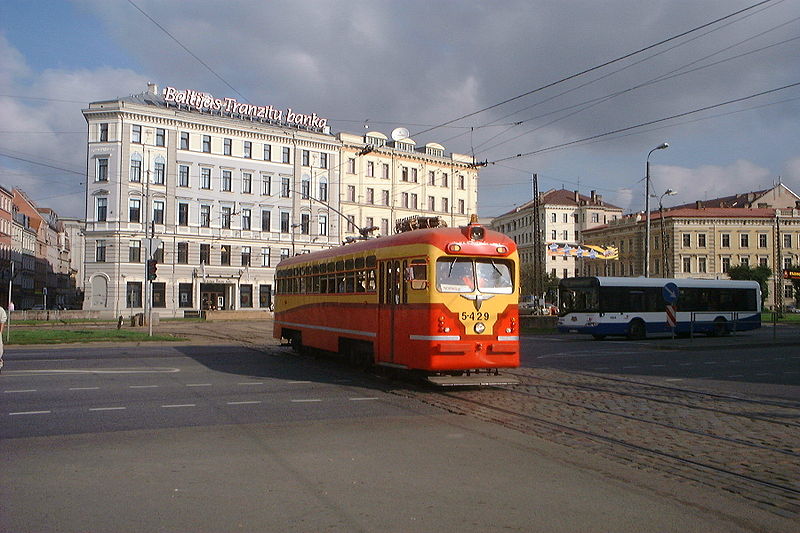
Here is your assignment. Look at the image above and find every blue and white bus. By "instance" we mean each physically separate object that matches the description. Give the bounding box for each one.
[557,277,761,339]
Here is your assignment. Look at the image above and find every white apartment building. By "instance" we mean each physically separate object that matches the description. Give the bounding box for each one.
[82,84,340,317]
[491,189,623,279]
[337,131,478,237]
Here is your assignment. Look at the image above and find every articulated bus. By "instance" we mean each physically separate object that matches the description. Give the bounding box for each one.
[557,276,761,340]
[273,216,520,386]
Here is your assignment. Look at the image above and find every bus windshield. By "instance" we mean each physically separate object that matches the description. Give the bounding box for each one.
[436,258,514,294]
[559,286,599,315]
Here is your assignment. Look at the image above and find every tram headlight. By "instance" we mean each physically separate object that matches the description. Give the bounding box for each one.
[474,322,486,334]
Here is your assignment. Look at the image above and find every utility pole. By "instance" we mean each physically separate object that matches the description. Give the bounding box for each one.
[774,212,783,315]
[531,173,544,301]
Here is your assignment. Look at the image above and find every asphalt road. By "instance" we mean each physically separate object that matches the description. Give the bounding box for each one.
[1,334,798,532]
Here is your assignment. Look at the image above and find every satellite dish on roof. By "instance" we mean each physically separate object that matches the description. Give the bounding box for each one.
[391,127,410,141]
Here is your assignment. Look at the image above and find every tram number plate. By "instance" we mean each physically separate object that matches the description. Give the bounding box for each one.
[461,311,490,321]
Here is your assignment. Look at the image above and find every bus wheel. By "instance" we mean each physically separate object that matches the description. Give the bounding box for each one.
[592,334,606,340]
[627,319,646,340]
[710,317,728,337]
[289,333,303,353]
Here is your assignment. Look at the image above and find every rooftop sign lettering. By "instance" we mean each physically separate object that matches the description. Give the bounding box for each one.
[163,86,328,130]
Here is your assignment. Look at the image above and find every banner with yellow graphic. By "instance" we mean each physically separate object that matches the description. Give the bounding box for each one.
[546,242,618,260]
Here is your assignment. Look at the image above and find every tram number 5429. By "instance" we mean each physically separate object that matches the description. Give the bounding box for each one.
[461,311,491,321]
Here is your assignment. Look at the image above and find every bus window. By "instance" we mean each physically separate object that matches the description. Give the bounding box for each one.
[475,259,513,294]
[436,258,474,293]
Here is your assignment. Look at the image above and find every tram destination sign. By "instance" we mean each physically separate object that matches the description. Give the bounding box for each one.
[163,86,329,130]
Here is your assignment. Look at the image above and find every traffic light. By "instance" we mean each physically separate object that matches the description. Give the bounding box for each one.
[147,259,158,280]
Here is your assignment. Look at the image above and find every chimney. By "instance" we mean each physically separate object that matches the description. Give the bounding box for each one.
[147,82,158,95]
[695,200,702,209]
[574,190,579,203]
[795,200,800,208]
[590,190,596,203]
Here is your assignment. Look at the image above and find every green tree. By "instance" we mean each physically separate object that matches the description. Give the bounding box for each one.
[727,264,771,304]
[519,263,559,300]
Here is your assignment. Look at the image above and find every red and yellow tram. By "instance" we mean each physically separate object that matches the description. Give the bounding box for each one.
[273,216,520,386]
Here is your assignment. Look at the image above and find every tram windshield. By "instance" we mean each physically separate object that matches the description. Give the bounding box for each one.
[436,258,514,294]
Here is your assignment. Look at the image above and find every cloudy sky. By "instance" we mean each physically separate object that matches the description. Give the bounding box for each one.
[2,0,799,220]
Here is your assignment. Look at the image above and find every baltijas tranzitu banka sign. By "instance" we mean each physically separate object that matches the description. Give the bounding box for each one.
[162,86,329,129]
[547,242,619,260]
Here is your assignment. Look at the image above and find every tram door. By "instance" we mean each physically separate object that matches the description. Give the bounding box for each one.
[378,260,403,363]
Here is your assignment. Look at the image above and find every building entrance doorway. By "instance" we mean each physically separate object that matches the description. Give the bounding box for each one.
[200,283,228,310]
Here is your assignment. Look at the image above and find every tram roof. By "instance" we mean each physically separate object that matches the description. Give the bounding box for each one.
[278,225,517,267]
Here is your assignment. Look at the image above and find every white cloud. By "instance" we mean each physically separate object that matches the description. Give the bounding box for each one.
[654,160,774,207]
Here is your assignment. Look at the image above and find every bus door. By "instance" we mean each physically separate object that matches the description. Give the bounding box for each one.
[378,260,403,364]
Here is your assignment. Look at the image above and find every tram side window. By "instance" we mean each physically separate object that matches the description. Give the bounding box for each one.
[406,259,428,290]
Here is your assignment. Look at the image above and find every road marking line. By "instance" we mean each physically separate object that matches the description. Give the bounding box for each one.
[11,368,180,375]
[9,410,51,416]
[288,380,311,384]
[186,383,212,387]
[237,382,264,386]
[651,364,666,368]
[162,404,196,408]
[349,397,379,401]
[70,387,100,391]
[227,401,262,405]
[129,385,159,389]
[89,407,127,412]
[726,375,744,378]
[4,389,37,393]
[665,379,684,382]
[703,362,718,365]
[756,372,772,376]
[291,399,322,403]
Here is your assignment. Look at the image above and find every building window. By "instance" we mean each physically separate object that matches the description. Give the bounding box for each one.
[177,242,189,264]
[301,178,310,199]
[382,163,389,179]
[96,197,108,221]
[300,213,310,235]
[381,218,389,236]
[242,172,252,194]
[179,283,193,308]
[132,125,142,143]
[366,188,374,205]
[442,173,448,187]
[302,150,310,166]
[224,138,232,156]
[411,193,418,210]
[240,284,253,308]
[155,128,165,147]
[458,199,465,214]
[759,233,768,248]
[130,156,142,182]
[318,215,327,236]
[282,147,291,163]
[99,123,108,142]
[180,132,189,150]
[441,197,448,213]
[412,168,418,182]
[721,233,730,248]
[366,161,374,177]
[698,233,706,247]
[96,239,107,262]
[759,257,768,267]
[242,209,251,230]
[178,165,189,187]
[221,206,232,228]
[200,168,211,189]
[127,282,142,308]
[261,248,271,267]
[222,170,232,191]
[741,257,749,266]
[429,171,436,186]
[241,246,251,267]
[740,234,749,248]
[347,185,356,202]
[153,160,165,185]
[153,200,165,224]
[96,158,108,182]
[200,205,211,227]
[698,257,707,273]
[401,192,409,208]
[347,215,355,232]
[682,234,691,247]
[721,257,731,273]
[459,175,465,189]
[785,256,793,269]
[382,190,390,206]
[784,234,792,248]
[129,198,141,222]
[178,203,189,226]
[202,135,211,153]
[152,282,166,308]
[347,158,355,174]
[320,153,328,169]
[401,166,408,181]
[244,141,252,159]
[280,211,290,233]
[785,284,794,298]
[682,257,691,273]
[261,210,271,232]
[129,240,141,263]
[264,144,272,161]
[262,175,272,195]
[259,285,273,308]
[200,243,210,264]
[428,196,435,211]
[281,177,290,197]
[319,180,328,202]
[221,245,231,265]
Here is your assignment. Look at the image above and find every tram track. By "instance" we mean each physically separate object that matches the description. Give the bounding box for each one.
[398,367,800,515]
[505,368,800,428]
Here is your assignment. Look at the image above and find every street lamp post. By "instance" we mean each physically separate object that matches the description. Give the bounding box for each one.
[657,189,677,276]
[645,142,669,277]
